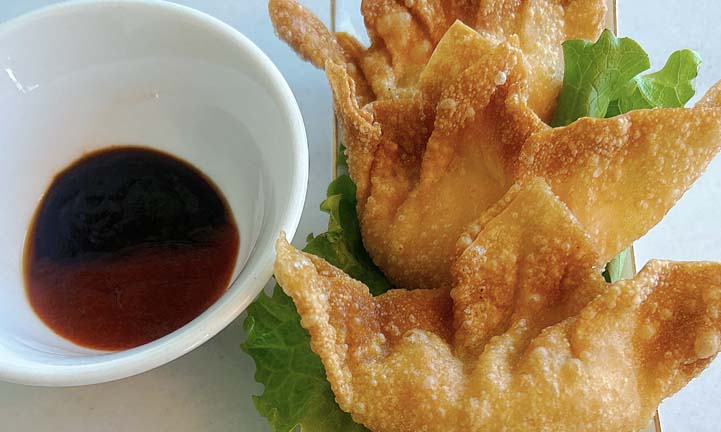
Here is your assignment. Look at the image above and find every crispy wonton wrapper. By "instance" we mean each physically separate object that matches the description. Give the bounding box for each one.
[275,179,721,432]
[268,2,721,430]
[271,4,721,290]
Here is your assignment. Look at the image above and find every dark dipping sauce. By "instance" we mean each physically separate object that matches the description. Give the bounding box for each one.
[24,147,239,351]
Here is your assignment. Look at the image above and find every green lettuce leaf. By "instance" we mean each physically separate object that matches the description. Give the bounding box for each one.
[614,49,702,114]
[602,247,630,283]
[553,30,701,127]
[552,29,650,126]
[241,174,390,432]
[304,175,391,296]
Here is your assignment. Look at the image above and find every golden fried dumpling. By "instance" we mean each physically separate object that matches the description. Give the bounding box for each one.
[347,28,721,290]
[274,179,721,432]
[272,8,721,290]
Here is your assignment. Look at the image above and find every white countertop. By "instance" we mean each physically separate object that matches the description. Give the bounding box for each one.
[0,1,718,431]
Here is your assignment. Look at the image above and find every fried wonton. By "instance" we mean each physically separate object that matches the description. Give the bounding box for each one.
[270,0,606,119]
[348,26,721,289]
[272,3,721,289]
[275,179,721,432]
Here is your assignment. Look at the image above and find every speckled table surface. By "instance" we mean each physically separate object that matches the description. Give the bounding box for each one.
[0,1,718,431]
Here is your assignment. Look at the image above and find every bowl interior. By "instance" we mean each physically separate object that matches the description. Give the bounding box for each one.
[0,1,305,384]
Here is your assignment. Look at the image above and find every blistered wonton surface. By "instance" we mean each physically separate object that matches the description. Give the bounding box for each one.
[271,2,721,289]
[275,179,721,432]
[268,2,721,430]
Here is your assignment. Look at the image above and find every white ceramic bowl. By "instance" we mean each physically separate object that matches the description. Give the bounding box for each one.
[0,0,307,386]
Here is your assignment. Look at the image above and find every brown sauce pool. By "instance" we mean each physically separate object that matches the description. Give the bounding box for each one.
[24,147,239,351]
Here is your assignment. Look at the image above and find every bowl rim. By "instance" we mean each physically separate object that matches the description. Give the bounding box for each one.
[0,0,308,386]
